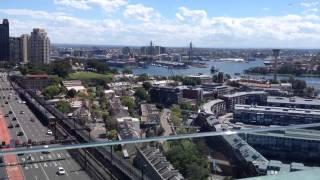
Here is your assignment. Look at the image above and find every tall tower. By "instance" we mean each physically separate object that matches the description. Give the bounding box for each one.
[272,49,280,82]
[20,34,29,63]
[0,19,10,61]
[29,28,50,64]
[189,41,193,61]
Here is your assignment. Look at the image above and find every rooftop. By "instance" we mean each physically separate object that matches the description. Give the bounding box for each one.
[223,91,267,98]
[235,104,320,116]
[202,99,225,114]
[267,96,320,106]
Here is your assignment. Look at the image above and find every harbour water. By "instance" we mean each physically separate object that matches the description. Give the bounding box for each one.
[127,60,320,89]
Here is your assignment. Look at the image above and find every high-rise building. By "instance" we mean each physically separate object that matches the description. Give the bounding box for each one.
[9,37,21,62]
[20,34,29,63]
[0,19,10,61]
[29,28,50,64]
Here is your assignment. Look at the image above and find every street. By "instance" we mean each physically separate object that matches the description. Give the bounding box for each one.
[0,73,91,180]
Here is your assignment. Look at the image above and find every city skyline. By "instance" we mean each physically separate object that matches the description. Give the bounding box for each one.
[1,0,320,48]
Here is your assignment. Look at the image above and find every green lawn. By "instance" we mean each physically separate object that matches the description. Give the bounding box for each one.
[67,71,113,81]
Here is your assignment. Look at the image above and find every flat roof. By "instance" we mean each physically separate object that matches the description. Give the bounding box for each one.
[203,99,225,114]
[235,105,320,116]
[249,129,320,141]
[223,91,267,98]
[267,96,320,106]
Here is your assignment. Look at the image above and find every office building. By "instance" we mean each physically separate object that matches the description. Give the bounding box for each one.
[243,129,320,163]
[29,28,50,64]
[140,104,160,128]
[186,74,212,84]
[16,74,51,90]
[221,91,268,111]
[0,19,10,61]
[9,37,21,62]
[19,34,29,63]
[140,41,166,56]
[267,96,320,109]
[181,87,203,102]
[234,105,320,126]
[202,99,226,116]
[149,86,182,107]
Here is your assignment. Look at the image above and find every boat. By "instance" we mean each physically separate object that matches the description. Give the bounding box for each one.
[210,65,219,73]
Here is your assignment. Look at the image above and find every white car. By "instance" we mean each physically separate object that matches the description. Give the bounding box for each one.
[47,130,53,135]
[57,167,66,175]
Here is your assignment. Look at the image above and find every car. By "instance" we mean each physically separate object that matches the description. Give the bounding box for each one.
[42,145,50,154]
[7,123,13,128]
[8,111,12,114]
[17,131,24,136]
[12,117,16,121]
[20,111,24,114]
[22,101,26,104]
[15,124,20,128]
[47,130,53,135]
[57,167,66,175]
[5,101,8,104]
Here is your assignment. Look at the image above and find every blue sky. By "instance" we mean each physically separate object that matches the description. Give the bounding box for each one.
[1,0,320,48]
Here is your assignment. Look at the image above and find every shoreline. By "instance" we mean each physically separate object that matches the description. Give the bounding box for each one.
[244,73,320,78]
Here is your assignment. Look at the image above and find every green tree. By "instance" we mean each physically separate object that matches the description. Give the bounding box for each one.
[136,73,149,81]
[107,129,118,140]
[122,68,133,74]
[66,88,77,98]
[121,96,135,114]
[56,101,71,113]
[142,81,152,91]
[134,87,149,101]
[42,85,61,99]
[170,105,182,126]
[50,60,72,78]
[165,140,210,180]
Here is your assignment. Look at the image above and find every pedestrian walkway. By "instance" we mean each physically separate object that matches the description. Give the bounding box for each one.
[0,111,24,180]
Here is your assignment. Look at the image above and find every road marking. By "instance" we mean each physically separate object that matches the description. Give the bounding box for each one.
[48,155,52,159]
[34,164,38,169]
[53,162,58,167]
[43,163,47,168]
[24,166,29,170]
[40,156,43,160]
[57,154,61,158]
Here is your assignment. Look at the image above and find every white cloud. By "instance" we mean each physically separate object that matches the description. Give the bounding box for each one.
[54,0,128,12]
[301,1,319,8]
[176,7,207,22]
[3,7,320,48]
[123,4,160,22]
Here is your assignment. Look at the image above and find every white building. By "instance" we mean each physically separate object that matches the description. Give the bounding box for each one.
[29,28,50,64]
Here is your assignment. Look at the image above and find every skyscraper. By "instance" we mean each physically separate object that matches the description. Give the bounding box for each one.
[29,28,50,64]
[0,19,10,61]
[9,37,21,62]
[20,34,29,63]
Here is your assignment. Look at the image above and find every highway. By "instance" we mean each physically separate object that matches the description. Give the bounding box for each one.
[0,73,91,180]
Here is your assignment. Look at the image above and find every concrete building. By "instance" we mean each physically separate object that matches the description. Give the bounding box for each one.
[62,80,86,92]
[149,87,182,107]
[267,96,320,109]
[181,87,203,102]
[19,34,29,63]
[186,74,212,84]
[234,105,320,126]
[202,99,226,116]
[19,74,51,90]
[140,104,160,128]
[29,28,50,64]
[136,146,183,180]
[9,37,21,62]
[221,91,268,112]
[0,19,9,61]
[243,129,320,163]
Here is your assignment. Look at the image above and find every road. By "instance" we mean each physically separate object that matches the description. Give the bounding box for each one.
[0,73,91,180]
